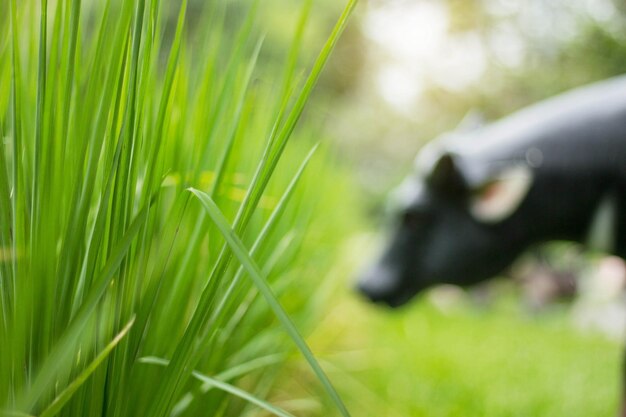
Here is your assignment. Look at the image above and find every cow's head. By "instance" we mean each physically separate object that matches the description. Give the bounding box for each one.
[357,151,533,307]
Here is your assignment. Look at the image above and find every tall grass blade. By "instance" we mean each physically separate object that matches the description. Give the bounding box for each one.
[143,0,187,200]
[31,0,48,245]
[209,144,320,328]
[38,318,136,417]
[142,2,356,415]
[234,0,357,234]
[18,205,149,412]
[8,0,21,320]
[189,189,351,417]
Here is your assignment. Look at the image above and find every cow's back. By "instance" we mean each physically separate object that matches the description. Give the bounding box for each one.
[452,76,626,181]
[439,76,626,254]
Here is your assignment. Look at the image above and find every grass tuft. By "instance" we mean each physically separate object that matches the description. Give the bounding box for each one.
[0,0,358,416]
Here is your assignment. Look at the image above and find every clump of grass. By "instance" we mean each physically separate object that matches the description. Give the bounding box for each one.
[0,0,357,416]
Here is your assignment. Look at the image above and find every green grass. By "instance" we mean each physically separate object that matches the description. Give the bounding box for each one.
[0,0,358,416]
[298,239,623,417]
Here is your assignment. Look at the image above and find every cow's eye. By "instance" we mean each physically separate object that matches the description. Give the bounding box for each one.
[401,211,423,228]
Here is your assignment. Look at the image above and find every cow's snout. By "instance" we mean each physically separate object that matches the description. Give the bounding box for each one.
[356,266,410,308]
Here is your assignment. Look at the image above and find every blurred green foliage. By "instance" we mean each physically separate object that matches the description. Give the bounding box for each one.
[294,1,626,416]
[324,0,626,198]
[430,0,626,120]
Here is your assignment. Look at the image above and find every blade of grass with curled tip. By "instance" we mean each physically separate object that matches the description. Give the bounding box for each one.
[38,317,135,417]
[169,144,318,415]
[188,189,351,417]
[208,144,320,330]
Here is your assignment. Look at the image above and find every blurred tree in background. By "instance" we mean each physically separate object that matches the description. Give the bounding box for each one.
[323,0,626,198]
[159,0,626,188]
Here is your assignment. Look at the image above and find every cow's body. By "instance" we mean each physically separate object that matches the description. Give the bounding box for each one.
[448,77,626,257]
[357,76,626,413]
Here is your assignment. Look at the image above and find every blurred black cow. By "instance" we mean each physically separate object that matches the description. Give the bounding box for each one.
[357,76,626,414]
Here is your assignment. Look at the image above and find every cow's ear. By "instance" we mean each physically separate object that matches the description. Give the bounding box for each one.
[469,165,533,223]
[427,153,467,197]
[455,110,484,133]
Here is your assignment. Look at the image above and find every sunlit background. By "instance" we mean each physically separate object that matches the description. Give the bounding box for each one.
[278,0,626,415]
[2,0,626,415]
[326,0,626,192]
